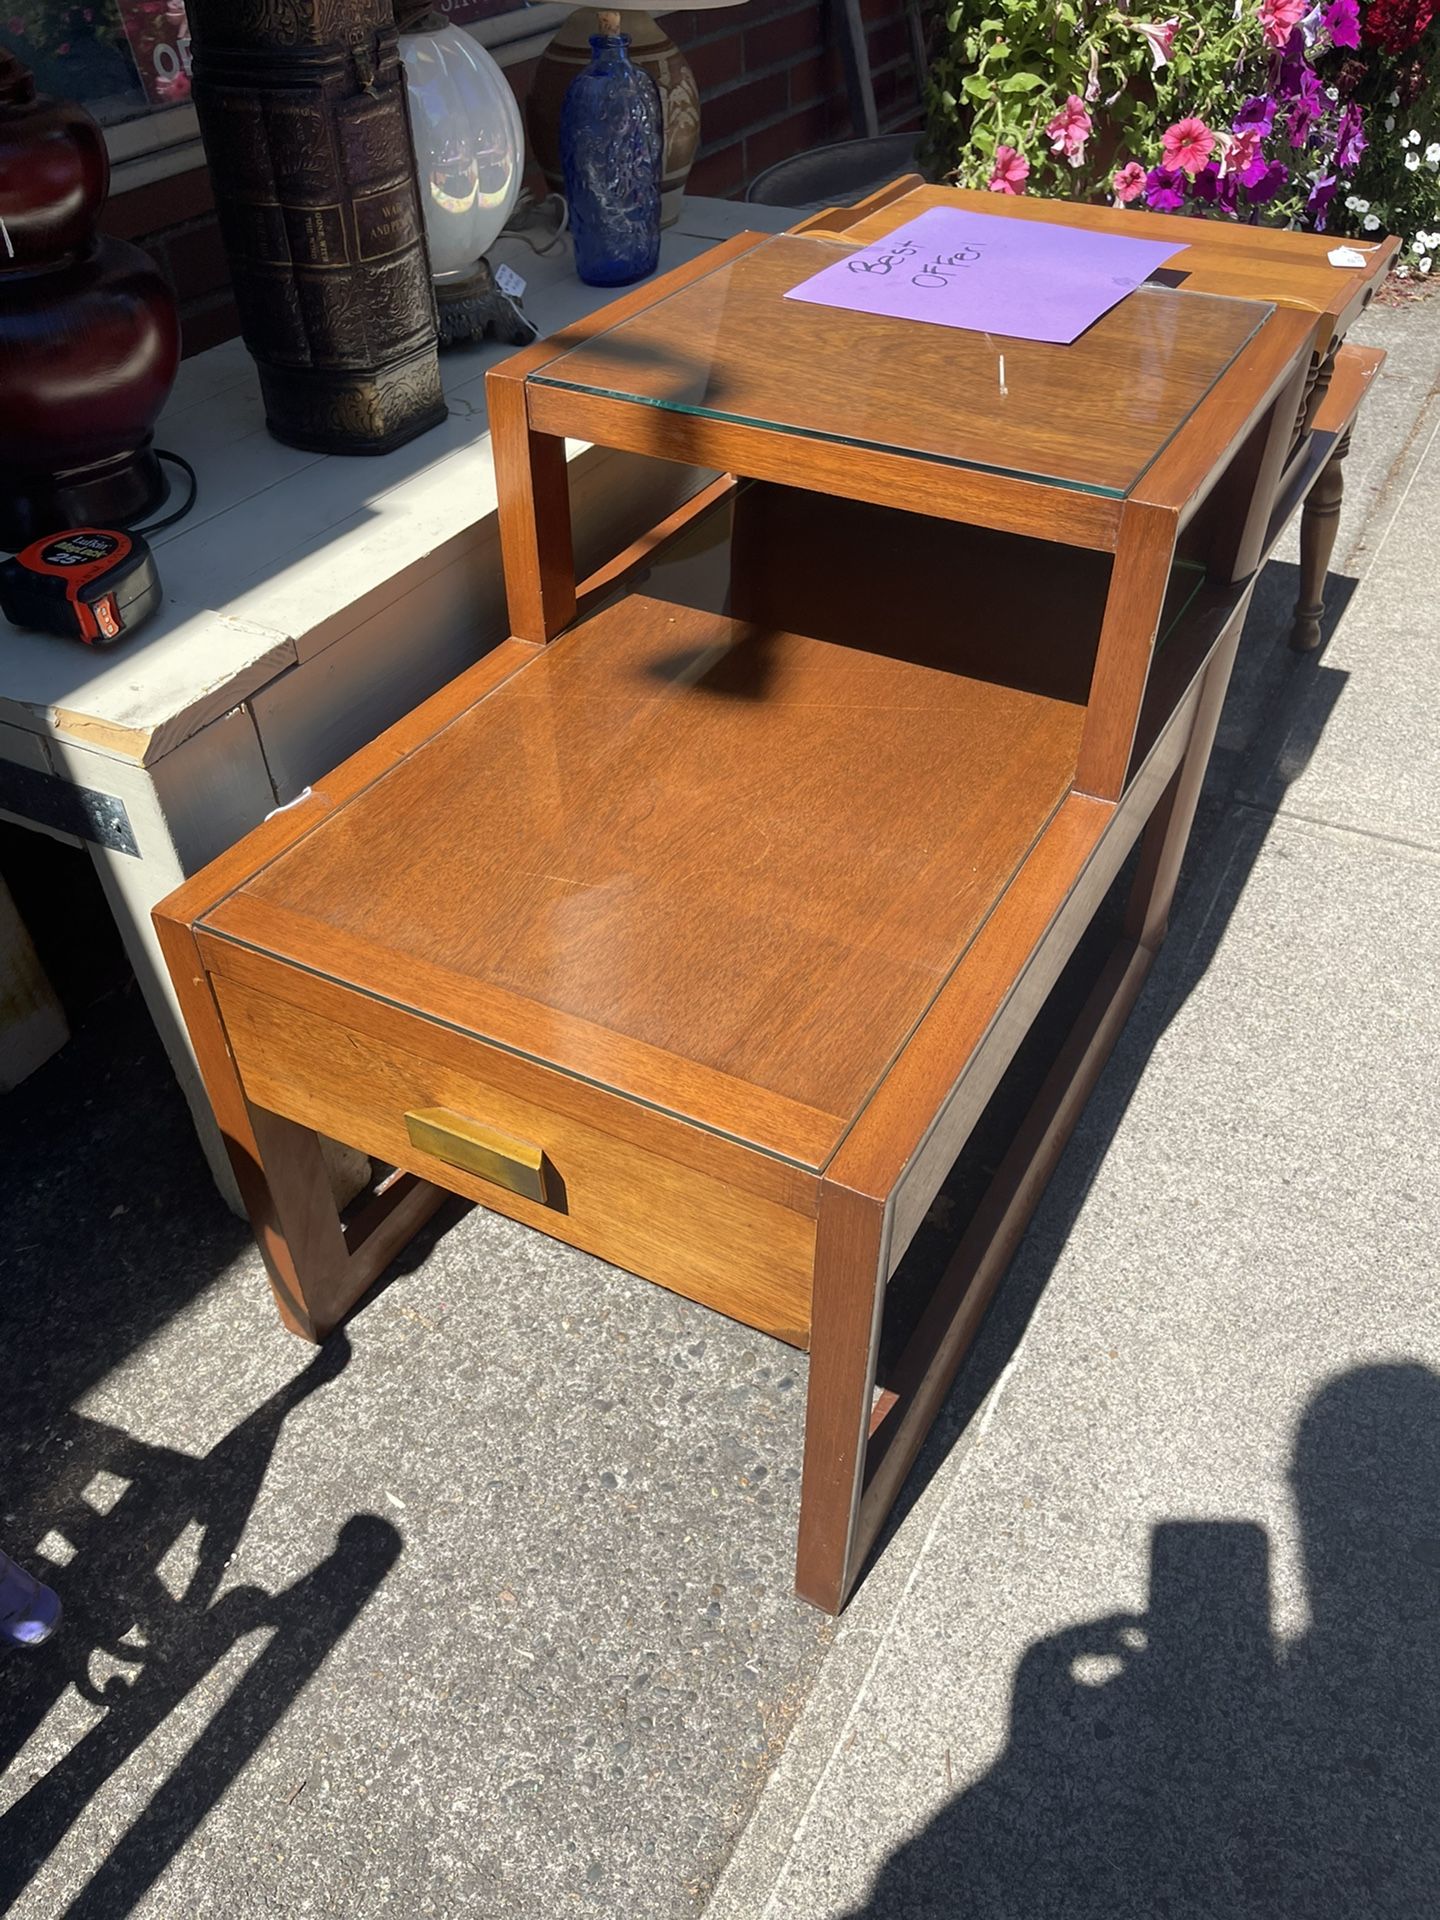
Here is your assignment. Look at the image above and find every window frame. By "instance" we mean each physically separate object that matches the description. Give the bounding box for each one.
[105,6,573,193]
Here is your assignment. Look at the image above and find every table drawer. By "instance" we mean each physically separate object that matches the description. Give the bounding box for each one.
[208,957,817,1348]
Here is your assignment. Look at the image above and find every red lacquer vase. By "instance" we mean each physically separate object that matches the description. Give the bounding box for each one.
[0,49,180,551]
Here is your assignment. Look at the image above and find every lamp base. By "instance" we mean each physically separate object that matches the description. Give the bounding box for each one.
[528,10,699,230]
[0,443,165,552]
[435,259,535,349]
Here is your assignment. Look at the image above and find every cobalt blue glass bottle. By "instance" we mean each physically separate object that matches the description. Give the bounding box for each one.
[560,29,662,288]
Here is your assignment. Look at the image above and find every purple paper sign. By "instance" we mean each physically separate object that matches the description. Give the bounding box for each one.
[785,207,1189,345]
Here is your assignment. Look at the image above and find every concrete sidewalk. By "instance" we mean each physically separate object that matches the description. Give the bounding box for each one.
[704,293,1440,1920]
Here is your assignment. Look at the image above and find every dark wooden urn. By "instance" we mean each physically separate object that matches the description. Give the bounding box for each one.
[0,50,181,551]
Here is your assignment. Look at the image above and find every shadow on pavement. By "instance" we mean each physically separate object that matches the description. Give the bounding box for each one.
[0,984,407,1916]
[844,1361,1440,1918]
[871,576,1355,1556]
[0,1335,401,1918]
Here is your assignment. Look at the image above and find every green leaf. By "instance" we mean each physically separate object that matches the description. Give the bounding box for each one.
[998,70,1046,91]
[961,73,994,98]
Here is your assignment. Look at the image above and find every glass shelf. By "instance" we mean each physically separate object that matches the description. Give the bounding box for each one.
[528,233,1273,500]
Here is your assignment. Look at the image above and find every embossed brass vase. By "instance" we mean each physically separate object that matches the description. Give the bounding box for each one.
[186,0,446,456]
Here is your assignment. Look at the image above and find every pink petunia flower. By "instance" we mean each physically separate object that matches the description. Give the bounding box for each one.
[1161,115,1216,176]
[1216,125,1264,176]
[987,144,1031,194]
[1112,160,1147,203]
[1045,94,1093,166]
[1258,0,1305,48]
[1133,18,1180,69]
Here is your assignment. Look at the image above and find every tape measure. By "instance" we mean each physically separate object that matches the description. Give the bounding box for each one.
[0,450,195,648]
[0,528,162,646]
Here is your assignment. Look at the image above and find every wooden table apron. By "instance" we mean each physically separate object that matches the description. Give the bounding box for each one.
[156,203,1342,1615]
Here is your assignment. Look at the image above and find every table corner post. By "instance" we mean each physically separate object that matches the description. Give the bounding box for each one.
[795,1179,890,1614]
[486,364,577,646]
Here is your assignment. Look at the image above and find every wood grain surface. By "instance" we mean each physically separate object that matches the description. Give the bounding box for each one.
[205,592,1086,1163]
[213,973,818,1346]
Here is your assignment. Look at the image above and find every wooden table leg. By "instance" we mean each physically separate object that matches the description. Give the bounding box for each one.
[795,1186,889,1614]
[1289,425,1352,653]
[1125,607,1247,953]
[153,909,444,1341]
[793,600,1257,1615]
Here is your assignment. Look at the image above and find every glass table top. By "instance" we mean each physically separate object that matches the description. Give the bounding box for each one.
[528,232,1274,500]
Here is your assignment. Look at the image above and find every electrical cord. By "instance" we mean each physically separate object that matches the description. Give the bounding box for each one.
[134,449,198,535]
[501,190,570,256]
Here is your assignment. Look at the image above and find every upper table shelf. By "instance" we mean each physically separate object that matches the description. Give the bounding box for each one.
[526,231,1273,502]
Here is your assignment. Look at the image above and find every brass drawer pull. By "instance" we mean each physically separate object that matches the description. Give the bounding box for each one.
[404,1108,548,1204]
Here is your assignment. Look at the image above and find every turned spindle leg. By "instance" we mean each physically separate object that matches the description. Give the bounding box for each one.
[1289,426,1352,652]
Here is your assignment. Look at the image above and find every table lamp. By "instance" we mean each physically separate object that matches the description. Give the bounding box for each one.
[528,0,742,228]
[0,48,179,550]
[396,4,530,345]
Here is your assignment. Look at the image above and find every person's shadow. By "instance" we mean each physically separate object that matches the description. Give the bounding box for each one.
[0,1335,401,1919]
[846,1361,1440,1919]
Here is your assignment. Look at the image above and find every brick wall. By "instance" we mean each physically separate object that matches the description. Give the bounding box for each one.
[676,0,921,199]
[103,0,922,359]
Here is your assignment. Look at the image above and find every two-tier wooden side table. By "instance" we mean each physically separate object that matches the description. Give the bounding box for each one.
[158,216,1329,1613]
[805,180,1398,649]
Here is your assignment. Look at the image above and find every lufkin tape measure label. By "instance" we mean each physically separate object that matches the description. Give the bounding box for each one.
[14,528,134,641]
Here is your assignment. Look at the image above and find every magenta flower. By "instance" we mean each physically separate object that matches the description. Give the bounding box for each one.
[1306,173,1338,230]
[1161,116,1216,176]
[1045,95,1093,166]
[1288,69,1328,146]
[1258,0,1305,48]
[1133,18,1180,69]
[1144,166,1187,211]
[1234,95,1278,135]
[1334,102,1367,169]
[1321,0,1361,42]
[987,145,1031,194]
[1112,160,1148,204]
[1192,164,1241,214]
[1245,160,1290,203]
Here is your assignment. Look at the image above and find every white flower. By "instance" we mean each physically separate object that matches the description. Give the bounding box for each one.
[1387,89,1400,105]
[1413,237,1429,252]
[1385,114,1396,132]
[1427,143,1440,167]
[1345,195,1371,212]
[1405,151,1421,171]
[1422,258,1434,275]
[1363,213,1381,230]
[1406,129,1421,144]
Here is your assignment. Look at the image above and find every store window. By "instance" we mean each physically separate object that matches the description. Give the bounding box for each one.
[0,0,527,130]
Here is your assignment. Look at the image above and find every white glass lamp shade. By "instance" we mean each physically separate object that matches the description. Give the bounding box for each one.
[399,26,525,279]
